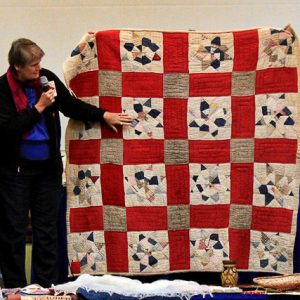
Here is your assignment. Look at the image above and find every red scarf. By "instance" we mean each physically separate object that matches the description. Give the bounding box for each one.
[6,67,42,112]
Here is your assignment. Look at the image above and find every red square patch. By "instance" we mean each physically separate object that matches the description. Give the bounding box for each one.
[69,71,99,98]
[233,30,259,71]
[70,261,81,275]
[229,228,250,269]
[255,138,297,163]
[190,204,230,228]
[231,163,254,205]
[256,68,298,94]
[96,30,121,71]
[105,231,128,272]
[169,230,190,270]
[163,33,189,73]
[190,73,232,96]
[122,73,163,97]
[69,140,100,164]
[127,207,167,231]
[166,165,189,205]
[123,140,164,165]
[69,206,103,233]
[252,206,293,233]
[101,164,125,206]
[231,96,255,138]
[164,98,188,139]
[99,96,123,139]
[189,140,230,163]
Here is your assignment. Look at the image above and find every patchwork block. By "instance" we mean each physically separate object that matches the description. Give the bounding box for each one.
[103,206,127,231]
[232,71,256,96]
[229,204,252,229]
[99,70,122,97]
[168,205,190,230]
[230,138,254,163]
[164,139,189,165]
[163,74,189,98]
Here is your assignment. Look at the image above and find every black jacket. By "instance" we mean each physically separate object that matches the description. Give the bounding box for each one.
[0,68,105,173]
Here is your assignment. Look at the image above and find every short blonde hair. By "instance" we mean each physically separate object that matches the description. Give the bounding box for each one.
[8,38,45,69]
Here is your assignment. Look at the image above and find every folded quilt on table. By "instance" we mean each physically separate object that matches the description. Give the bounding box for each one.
[53,274,242,298]
[63,25,300,277]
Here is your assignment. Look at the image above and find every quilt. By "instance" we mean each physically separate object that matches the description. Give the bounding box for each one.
[64,25,300,276]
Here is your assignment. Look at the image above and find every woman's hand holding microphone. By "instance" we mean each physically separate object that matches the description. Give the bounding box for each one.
[35,87,56,113]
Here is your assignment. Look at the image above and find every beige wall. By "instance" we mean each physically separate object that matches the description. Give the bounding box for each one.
[0,0,299,149]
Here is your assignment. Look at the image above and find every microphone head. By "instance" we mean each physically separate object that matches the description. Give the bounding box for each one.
[40,76,49,92]
[40,76,49,86]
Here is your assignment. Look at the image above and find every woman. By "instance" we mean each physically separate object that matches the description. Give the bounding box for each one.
[0,38,132,288]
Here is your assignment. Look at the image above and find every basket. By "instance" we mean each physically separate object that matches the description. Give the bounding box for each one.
[253,274,300,291]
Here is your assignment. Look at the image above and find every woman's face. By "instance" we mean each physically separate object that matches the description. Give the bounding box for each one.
[15,58,41,82]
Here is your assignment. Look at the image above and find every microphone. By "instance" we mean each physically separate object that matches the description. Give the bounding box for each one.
[40,76,49,92]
